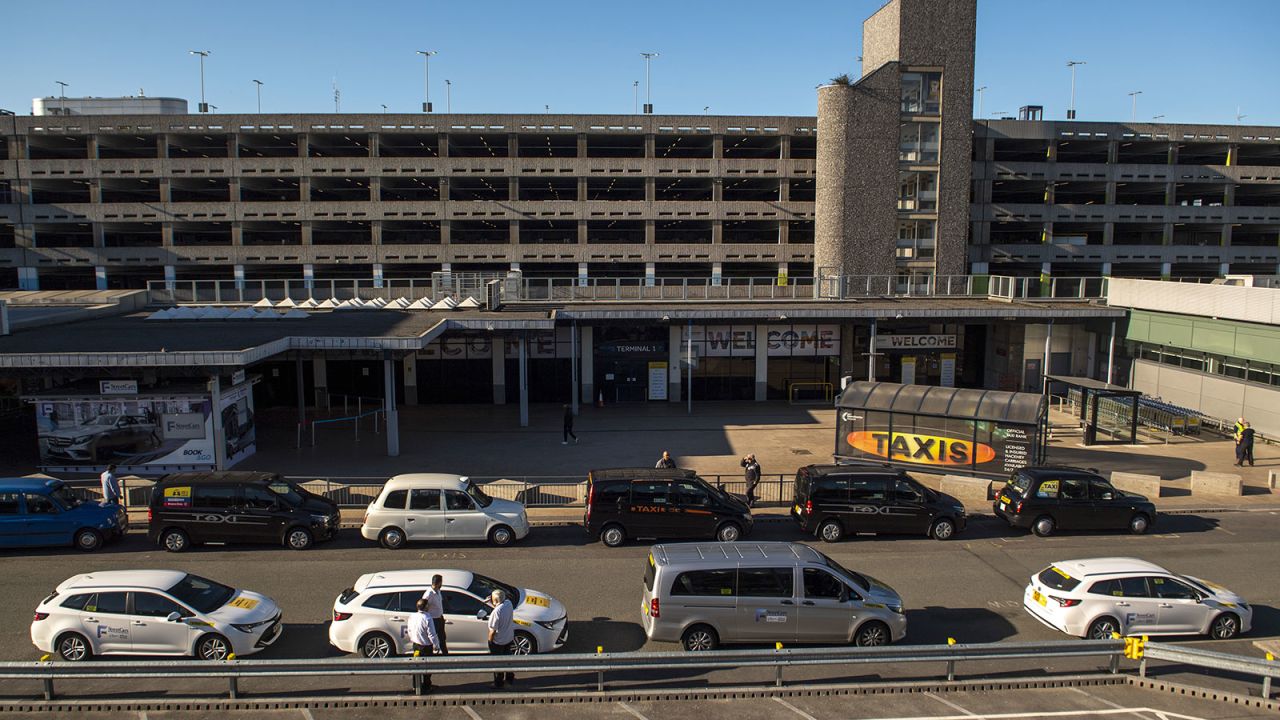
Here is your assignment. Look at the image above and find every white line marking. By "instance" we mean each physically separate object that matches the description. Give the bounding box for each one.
[139,713,148,720]
[299,710,316,720]
[773,696,819,720]
[1215,526,1237,535]
[843,708,1208,720]
[925,692,979,716]
[461,707,483,720]
[617,701,649,720]
[1068,687,1148,718]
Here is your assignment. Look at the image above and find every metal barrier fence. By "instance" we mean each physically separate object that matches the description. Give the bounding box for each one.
[788,381,834,405]
[1141,641,1279,700]
[1066,389,1202,437]
[509,276,817,302]
[9,639,1127,701]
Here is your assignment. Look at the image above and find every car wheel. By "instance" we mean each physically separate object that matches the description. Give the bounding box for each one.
[1129,513,1151,535]
[1087,616,1120,640]
[196,634,232,661]
[818,519,844,543]
[854,621,891,647]
[488,524,515,547]
[512,631,537,655]
[56,632,91,661]
[931,518,956,541]
[359,632,395,658]
[600,524,626,547]
[1210,613,1240,640]
[379,527,406,550]
[160,528,190,553]
[74,528,103,552]
[285,527,313,550]
[1032,516,1056,537]
[715,522,742,543]
[681,624,719,652]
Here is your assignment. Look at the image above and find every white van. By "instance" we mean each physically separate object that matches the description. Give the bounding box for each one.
[361,474,530,549]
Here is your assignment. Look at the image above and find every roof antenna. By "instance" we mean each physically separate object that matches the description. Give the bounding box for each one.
[138,88,145,97]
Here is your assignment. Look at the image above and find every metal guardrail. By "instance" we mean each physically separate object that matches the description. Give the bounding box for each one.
[509,276,817,302]
[1141,641,1279,699]
[9,639,1126,701]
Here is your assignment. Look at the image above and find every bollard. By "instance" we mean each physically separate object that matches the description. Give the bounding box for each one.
[412,648,424,695]
[1264,652,1274,699]
[227,653,239,699]
[946,637,956,681]
[597,645,605,691]
[775,642,784,687]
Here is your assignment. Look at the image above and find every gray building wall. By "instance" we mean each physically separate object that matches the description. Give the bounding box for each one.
[1133,358,1280,439]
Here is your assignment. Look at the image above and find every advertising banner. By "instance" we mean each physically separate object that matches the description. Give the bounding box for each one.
[648,362,669,401]
[875,334,957,351]
[940,353,956,388]
[901,357,917,385]
[836,412,1040,476]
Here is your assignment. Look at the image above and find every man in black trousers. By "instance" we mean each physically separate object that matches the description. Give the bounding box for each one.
[562,404,578,445]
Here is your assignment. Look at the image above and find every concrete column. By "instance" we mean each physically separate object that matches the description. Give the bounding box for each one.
[645,220,655,245]
[163,265,176,291]
[668,325,682,403]
[161,223,175,247]
[777,262,788,287]
[713,135,724,159]
[712,178,723,202]
[576,177,587,202]
[576,134,587,158]
[492,341,506,405]
[17,267,38,291]
[1219,261,1230,277]
[971,261,989,274]
[645,177,655,202]
[89,180,102,204]
[94,266,107,290]
[518,335,529,428]
[577,219,588,244]
[383,357,400,457]
[440,219,451,245]
[1160,261,1172,280]
[508,178,519,202]
[509,220,520,245]
[580,326,594,406]
[577,262,588,287]
[296,356,307,425]
[371,220,383,247]
[209,375,226,471]
[303,263,315,291]
[1103,222,1114,245]
[313,357,328,408]
[1221,224,1232,248]
[840,323,856,384]
[369,175,381,202]
[438,133,449,158]
[645,262,656,287]
[373,263,384,288]
[234,264,245,291]
[402,352,418,405]
[712,262,723,286]
[712,220,723,244]
[93,224,105,248]
[509,262,521,274]
[230,222,244,246]
[300,221,313,245]
[1102,262,1113,277]
[754,324,768,402]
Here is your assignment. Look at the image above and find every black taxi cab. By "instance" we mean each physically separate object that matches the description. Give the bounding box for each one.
[583,468,753,547]
[993,466,1156,537]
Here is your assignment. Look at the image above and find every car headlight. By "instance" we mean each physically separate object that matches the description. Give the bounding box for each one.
[310,514,330,524]
[536,618,562,630]
[231,618,274,633]
[951,505,965,514]
[74,436,94,445]
[887,604,904,614]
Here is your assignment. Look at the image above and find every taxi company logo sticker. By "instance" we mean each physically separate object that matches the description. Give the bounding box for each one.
[847,431,996,466]
[754,609,788,623]
[97,625,128,639]
[228,597,260,610]
[524,594,551,608]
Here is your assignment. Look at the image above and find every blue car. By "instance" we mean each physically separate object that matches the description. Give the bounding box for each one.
[0,478,127,552]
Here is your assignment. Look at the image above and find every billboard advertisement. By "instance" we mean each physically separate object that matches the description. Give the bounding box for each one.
[836,409,1040,476]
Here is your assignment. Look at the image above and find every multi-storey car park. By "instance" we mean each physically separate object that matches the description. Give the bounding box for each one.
[0,0,1274,470]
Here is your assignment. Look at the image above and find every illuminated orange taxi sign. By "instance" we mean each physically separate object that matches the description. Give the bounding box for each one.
[847,431,996,466]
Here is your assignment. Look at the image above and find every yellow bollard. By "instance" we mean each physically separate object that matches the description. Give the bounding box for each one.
[39,654,50,663]
[776,642,783,650]
[226,653,236,661]
[947,637,956,645]
[597,645,603,654]
[1267,652,1275,662]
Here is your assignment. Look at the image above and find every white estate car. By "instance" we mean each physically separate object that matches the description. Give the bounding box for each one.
[31,570,283,661]
[1024,557,1252,640]
[361,474,531,549]
[328,569,568,657]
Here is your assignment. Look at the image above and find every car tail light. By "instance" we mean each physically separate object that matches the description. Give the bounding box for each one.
[804,500,812,514]
[586,482,595,523]
[1014,499,1024,513]
[333,611,352,621]
[649,598,659,619]
[1048,595,1080,608]
[147,508,153,522]
[32,612,48,622]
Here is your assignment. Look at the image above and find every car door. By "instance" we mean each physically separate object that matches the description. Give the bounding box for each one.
[128,592,194,654]
[1055,476,1094,530]
[375,489,409,534]
[358,591,411,653]
[80,591,132,654]
[1107,577,1161,634]
[442,590,491,652]
[443,490,488,541]
[190,484,239,542]
[670,480,718,539]
[1148,576,1208,633]
[1088,479,1130,530]
[238,484,285,543]
[23,492,75,546]
[888,478,932,535]
[847,477,890,534]
[0,493,26,547]
[407,489,447,541]
[628,480,676,538]
[796,567,856,642]
[733,567,798,642]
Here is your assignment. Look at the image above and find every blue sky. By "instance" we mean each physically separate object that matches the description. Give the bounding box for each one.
[3,0,1277,126]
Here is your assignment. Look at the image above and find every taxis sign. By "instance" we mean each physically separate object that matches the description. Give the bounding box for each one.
[846,431,996,467]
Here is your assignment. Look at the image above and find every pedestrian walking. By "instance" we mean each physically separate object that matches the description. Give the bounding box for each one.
[406,599,442,693]
[421,574,448,654]
[486,589,516,688]
[655,451,676,469]
[740,453,761,507]
[99,464,121,505]
[1238,422,1256,467]
[562,404,578,445]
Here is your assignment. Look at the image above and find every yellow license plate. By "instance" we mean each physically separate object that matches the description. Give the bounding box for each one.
[793,504,802,514]
[1032,590,1046,607]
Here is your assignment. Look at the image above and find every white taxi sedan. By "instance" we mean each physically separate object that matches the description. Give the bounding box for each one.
[329,569,568,657]
[31,570,283,661]
[1024,557,1251,640]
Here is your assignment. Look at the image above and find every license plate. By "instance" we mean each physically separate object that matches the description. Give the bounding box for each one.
[793,504,802,515]
[999,501,1007,511]
[1032,590,1046,607]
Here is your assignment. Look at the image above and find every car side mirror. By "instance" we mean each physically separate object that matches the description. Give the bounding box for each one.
[476,609,489,620]
[166,612,182,622]
[839,587,851,603]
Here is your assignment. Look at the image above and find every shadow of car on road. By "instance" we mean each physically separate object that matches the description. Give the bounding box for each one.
[904,606,1019,645]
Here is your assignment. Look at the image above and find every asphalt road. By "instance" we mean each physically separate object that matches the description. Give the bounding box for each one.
[0,510,1276,700]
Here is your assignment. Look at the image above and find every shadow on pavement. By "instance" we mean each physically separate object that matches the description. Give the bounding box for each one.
[1049,445,1207,480]
[1245,604,1280,639]
[561,619,647,654]
[905,607,1019,644]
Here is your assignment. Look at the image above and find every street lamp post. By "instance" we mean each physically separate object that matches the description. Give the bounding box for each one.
[445,79,451,113]
[189,50,211,113]
[1065,60,1085,119]
[640,52,659,114]
[1128,90,1142,122]
[417,50,438,112]
[54,81,69,115]
[1152,114,1165,122]
[252,79,263,114]
[975,85,987,118]
[633,80,639,114]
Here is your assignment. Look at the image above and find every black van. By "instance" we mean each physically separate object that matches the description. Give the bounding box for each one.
[584,468,753,547]
[791,464,967,542]
[148,471,341,552]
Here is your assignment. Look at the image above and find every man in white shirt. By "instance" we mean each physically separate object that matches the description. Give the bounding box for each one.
[486,589,516,688]
[421,574,447,654]
[99,464,121,505]
[406,599,442,693]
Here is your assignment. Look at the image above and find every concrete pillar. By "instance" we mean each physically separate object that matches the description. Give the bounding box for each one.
[645,219,655,245]
[580,326,594,406]
[373,263,384,288]
[970,261,989,274]
[440,219,451,245]
[313,357,328,409]
[754,324,769,402]
[777,262,788,287]
[1103,222,1114,245]
[94,266,107,290]
[492,341,506,405]
[161,223,174,247]
[296,356,307,424]
[509,220,520,245]
[93,224,105,248]
[383,357,400,457]
[509,262,521,274]
[1219,262,1230,277]
[209,375,226,471]
[163,265,176,292]
[1160,261,1172,280]
[645,262,655,287]
[300,221,313,246]
[1102,262,1113,277]
[231,222,244,246]
[712,262,723,286]
[712,220,723,244]
[402,352,418,405]
[668,325,683,403]
[577,262,588,287]
[577,219,588,244]
[840,323,856,384]
[518,335,529,428]
[17,267,38,291]
[303,263,315,291]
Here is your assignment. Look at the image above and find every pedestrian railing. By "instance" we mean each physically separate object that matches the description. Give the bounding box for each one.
[1141,641,1279,700]
[10,639,1127,701]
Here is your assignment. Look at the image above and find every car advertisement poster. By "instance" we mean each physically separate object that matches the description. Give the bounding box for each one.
[836,411,1040,476]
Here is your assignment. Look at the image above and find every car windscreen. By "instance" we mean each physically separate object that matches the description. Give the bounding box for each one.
[818,551,871,592]
[465,480,494,508]
[267,481,305,506]
[166,573,237,614]
[49,484,81,508]
[467,573,520,604]
[82,416,118,426]
[1037,566,1081,591]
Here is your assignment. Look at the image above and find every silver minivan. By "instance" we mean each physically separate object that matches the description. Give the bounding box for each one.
[641,542,908,650]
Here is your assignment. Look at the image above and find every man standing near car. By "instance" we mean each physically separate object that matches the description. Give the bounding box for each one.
[655,451,676,469]
[486,589,516,688]
[562,404,578,445]
[407,599,442,693]
[740,454,761,507]
[421,574,448,654]
[100,464,121,505]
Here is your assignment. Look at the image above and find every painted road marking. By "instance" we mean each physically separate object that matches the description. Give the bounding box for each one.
[1068,687,1148,719]
[773,696,819,720]
[299,711,316,720]
[840,709,1207,720]
[617,701,649,720]
[461,707,483,720]
[925,692,979,716]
